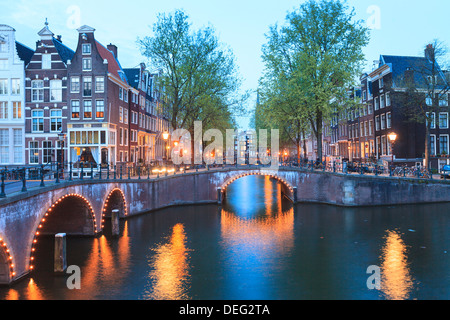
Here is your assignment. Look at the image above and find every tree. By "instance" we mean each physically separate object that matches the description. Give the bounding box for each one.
[259,0,369,161]
[138,9,246,141]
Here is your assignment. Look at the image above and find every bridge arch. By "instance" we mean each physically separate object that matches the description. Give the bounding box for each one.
[0,236,15,284]
[28,193,98,272]
[102,188,127,219]
[220,172,295,202]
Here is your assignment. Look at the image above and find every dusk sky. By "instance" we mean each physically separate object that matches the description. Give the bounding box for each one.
[1,0,449,129]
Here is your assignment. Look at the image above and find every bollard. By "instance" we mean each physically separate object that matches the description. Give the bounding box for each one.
[54,233,67,273]
[21,168,27,192]
[40,165,45,187]
[111,209,120,237]
[217,188,222,204]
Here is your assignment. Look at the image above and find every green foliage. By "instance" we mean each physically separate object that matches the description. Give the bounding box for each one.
[257,0,370,159]
[138,9,247,133]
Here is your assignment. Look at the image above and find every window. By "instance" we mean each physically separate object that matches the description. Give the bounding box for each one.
[0,102,7,119]
[71,77,80,93]
[426,112,436,129]
[12,102,21,119]
[31,80,44,102]
[380,94,385,108]
[124,129,128,146]
[430,135,436,156]
[32,110,44,132]
[0,79,8,95]
[119,127,123,145]
[124,108,128,124]
[0,37,7,52]
[82,43,91,55]
[386,112,391,129]
[381,135,386,155]
[439,94,448,106]
[369,120,373,135]
[381,114,386,130]
[374,97,379,110]
[11,79,20,95]
[386,92,391,106]
[13,129,22,164]
[83,77,92,96]
[440,135,448,155]
[426,94,433,106]
[42,54,51,69]
[42,141,52,164]
[29,141,39,164]
[95,77,104,92]
[82,58,92,71]
[84,100,92,119]
[123,90,128,102]
[50,109,62,132]
[0,129,8,164]
[119,87,123,100]
[119,107,123,123]
[96,100,104,119]
[375,115,380,131]
[50,79,62,102]
[439,113,449,129]
[379,77,384,88]
[71,100,80,119]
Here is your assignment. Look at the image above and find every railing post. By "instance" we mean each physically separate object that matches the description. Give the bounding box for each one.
[120,165,123,180]
[40,165,45,187]
[55,162,60,184]
[98,164,102,180]
[21,168,27,192]
[0,170,5,198]
[138,165,141,180]
[91,162,94,180]
[127,165,130,179]
[107,163,110,180]
[69,162,72,181]
[147,165,150,180]
[80,164,84,180]
[113,164,116,180]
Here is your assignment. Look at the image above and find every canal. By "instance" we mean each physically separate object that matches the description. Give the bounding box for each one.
[1,175,449,300]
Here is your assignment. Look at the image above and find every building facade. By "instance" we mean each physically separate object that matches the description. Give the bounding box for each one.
[66,25,130,173]
[0,25,34,167]
[24,21,73,166]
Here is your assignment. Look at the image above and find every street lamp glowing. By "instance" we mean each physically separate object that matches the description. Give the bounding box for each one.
[388,132,397,143]
[162,132,169,140]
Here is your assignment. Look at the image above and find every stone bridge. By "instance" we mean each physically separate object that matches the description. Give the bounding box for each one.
[1,166,450,285]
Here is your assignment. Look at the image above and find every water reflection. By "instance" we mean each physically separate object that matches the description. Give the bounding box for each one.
[380,230,414,300]
[145,223,191,300]
[220,175,294,299]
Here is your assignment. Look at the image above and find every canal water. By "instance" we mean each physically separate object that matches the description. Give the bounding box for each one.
[1,175,449,300]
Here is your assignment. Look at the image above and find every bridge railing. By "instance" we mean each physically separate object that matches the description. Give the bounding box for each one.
[0,160,440,199]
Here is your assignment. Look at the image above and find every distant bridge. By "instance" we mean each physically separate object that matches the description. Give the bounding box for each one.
[1,165,450,285]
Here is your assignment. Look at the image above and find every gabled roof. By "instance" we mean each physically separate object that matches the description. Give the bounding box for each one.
[380,54,446,88]
[15,41,34,65]
[96,41,128,85]
[52,37,74,64]
[123,68,140,89]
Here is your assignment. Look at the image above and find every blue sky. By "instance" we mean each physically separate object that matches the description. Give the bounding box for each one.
[2,0,449,129]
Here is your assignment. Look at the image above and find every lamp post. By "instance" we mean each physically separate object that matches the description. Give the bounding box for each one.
[162,131,169,165]
[388,132,397,169]
[57,130,66,179]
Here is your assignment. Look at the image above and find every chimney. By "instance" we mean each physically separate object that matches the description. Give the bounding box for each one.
[107,43,118,58]
[425,44,434,61]
[56,35,62,42]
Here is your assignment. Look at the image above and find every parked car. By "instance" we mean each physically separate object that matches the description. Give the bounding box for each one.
[440,165,450,179]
